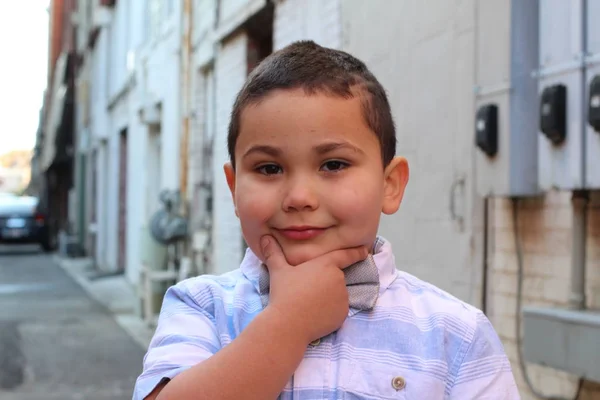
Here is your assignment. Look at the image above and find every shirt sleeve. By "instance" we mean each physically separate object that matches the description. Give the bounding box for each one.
[448,312,521,400]
[132,281,221,400]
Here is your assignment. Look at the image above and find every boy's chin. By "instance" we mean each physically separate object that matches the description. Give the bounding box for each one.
[281,243,344,267]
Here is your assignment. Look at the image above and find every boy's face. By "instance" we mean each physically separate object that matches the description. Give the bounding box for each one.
[225,89,409,266]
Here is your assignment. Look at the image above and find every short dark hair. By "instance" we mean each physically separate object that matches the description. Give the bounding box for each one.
[227,40,396,168]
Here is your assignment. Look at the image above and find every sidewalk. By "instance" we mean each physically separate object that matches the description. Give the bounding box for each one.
[53,255,155,351]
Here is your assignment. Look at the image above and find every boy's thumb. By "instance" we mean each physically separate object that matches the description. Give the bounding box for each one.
[260,235,287,270]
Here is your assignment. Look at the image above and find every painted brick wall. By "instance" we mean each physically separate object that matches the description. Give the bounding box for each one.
[193,0,216,43]
[273,0,341,51]
[220,0,252,23]
[490,192,600,399]
[189,0,217,229]
[189,70,206,229]
[212,33,247,274]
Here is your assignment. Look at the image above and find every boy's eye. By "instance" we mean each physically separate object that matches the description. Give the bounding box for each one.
[321,160,349,172]
[257,164,283,175]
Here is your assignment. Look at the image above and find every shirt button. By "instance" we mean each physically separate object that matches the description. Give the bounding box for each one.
[309,338,321,346]
[391,376,406,391]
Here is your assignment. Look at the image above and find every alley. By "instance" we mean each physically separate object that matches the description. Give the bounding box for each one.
[0,245,144,400]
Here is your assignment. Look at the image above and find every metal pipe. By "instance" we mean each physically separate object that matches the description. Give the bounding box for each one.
[570,190,589,310]
[179,0,193,215]
[481,197,490,314]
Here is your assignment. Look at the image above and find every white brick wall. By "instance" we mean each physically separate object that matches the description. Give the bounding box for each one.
[189,65,216,234]
[273,0,341,51]
[220,0,255,23]
[190,0,218,235]
[212,33,248,274]
[189,70,206,228]
[193,0,216,43]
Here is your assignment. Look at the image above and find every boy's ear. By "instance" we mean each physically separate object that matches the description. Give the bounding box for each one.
[382,156,409,215]
[223,162,239,217]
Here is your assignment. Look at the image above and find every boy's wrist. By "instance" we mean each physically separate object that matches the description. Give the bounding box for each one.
[262,305,311,346]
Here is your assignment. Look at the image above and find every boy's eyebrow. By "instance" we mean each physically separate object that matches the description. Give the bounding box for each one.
[242,141,364,159]
[314,141,364,155]
[242,145,281,159]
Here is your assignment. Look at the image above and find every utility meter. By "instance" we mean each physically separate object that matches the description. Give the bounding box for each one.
[540,84,567,145]
[475,104,498,157]
[589,75,600,133]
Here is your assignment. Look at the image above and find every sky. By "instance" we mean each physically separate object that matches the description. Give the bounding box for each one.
[0,1,50,153]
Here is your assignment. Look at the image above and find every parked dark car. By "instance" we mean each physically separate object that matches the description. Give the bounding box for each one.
[0,195,53,252]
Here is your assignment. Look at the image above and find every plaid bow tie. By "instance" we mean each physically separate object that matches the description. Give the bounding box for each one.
[257,254,380,311]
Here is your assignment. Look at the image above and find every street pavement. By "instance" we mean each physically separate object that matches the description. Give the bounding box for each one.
[0,245,145,400]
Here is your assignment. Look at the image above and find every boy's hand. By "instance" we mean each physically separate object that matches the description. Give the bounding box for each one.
[260,235,368,344]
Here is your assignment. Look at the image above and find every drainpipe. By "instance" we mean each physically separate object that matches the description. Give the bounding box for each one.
[569,190,589,310]
[179,0,193,217]
[481,197,489,315]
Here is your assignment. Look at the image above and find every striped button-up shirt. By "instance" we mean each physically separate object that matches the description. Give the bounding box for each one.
[134,237,520,399]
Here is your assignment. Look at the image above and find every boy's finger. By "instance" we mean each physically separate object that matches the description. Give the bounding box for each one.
[260,235,288,270]
[324,246,369,270]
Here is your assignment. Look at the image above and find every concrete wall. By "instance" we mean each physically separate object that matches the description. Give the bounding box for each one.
[341,0,482,306]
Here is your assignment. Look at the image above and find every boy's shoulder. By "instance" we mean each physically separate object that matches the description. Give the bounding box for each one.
[166,266,260,309]
[391,269,485,330]
[174,268,246,295]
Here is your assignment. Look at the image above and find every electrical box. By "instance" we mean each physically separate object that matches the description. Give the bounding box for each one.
[584,0,600,188]
[475,0,540,197]
[537,0,586,190]
[523,307,600,383]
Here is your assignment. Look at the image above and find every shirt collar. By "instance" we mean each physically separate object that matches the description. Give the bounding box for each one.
[241,236,398,297]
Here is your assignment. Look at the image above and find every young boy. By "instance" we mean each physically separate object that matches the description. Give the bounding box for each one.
[134,41,519,400]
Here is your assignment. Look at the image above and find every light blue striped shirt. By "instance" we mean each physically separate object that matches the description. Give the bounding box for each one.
[134,237,519,399]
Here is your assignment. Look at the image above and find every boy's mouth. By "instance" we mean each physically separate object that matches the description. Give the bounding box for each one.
[275,225,329,240]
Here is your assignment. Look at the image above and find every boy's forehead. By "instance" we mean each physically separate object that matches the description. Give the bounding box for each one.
[239,90,365,130]
[233,89,385,160]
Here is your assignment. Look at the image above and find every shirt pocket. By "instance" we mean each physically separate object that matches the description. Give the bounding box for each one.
[339,362,407,400]
[340,362,446,400]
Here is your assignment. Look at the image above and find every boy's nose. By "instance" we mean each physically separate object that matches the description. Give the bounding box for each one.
[281,179,319,212]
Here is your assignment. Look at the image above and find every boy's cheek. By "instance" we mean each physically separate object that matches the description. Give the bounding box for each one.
[332,190,381,219]
[236,195,274,222]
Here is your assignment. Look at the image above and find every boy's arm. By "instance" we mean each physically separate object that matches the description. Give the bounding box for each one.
[149,306,307,400]
[448,312,520,399]
[132,282,223,400]
[143,236,367,400]
[137,282,304,400]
